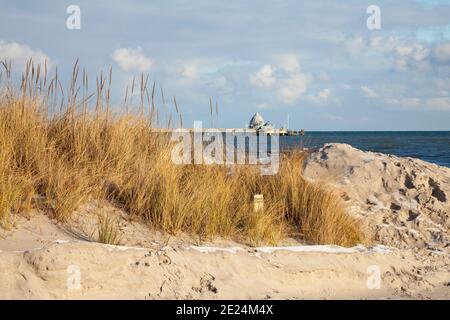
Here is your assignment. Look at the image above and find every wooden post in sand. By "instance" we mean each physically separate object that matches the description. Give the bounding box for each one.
[253,194,264,212]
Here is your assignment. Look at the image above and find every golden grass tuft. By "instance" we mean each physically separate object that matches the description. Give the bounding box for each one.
[97,214,121,245]
[0,60,364,246]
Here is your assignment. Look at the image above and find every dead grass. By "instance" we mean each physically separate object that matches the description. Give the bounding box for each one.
[97,214,121,245]
[0,59,364,246]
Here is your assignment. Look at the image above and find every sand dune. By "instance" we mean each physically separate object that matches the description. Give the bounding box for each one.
[1,229,449,299]
[304,143,450,249]
[0,228,448,299]
[1,144,449,300]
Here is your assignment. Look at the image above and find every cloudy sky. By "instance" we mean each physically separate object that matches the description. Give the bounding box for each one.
[1,0,450,130]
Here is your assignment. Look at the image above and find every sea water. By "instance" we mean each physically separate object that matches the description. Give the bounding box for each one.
[280,131,450,168]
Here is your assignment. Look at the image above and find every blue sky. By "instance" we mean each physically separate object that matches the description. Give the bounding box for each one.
[1,0,450,130]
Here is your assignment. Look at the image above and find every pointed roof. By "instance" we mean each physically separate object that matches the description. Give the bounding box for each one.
[249,112,265,128]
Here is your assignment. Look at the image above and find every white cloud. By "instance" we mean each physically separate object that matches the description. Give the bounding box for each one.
[0,40,50,68]
[256,103,271,110]
[112,47,152,73]
[386,96,450,110]
[318,73,330,81]
[250,56,311,104]
[386,97,421,108]
[308,88,331,105]
[341,84,352,90]
[181,61,198,78]
[278,73,310,104]
[168,58,219,84]
[346,37,365,56]
[317,88,331,100]
[392,43,429,71]
[345,36,430,71]
[425,97,450,110]
[249,64,277,88]
[360,85,378,98]
[433,42,450,64]
[276,53,300,73]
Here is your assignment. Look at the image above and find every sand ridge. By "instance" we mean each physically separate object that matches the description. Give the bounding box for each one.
[0,234,448,299]
[1,143,449,299]
[304,143,450,249]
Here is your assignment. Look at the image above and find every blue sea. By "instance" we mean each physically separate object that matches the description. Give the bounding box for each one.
[280,131,450,168]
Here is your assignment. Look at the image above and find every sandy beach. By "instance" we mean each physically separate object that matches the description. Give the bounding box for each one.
[1,144,448,300]
[2,1,450,306]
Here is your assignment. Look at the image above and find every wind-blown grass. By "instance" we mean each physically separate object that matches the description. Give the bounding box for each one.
[0,59,364,246]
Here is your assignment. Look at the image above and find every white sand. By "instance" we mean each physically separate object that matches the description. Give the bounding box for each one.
[0,224,448,299]
[304,143,450,249]
[1,143,449,299]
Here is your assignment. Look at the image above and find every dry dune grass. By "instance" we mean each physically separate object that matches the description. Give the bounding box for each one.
[0,60,364,246]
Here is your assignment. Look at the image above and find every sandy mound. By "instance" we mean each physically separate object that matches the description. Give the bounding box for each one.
[1,144,449,300]
[1,203,449,300]
[304,143,450,249]
[1,240,449,299]
[0,214,73,252]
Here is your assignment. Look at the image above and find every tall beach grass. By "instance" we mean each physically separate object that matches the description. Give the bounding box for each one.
[0,59,364,246]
